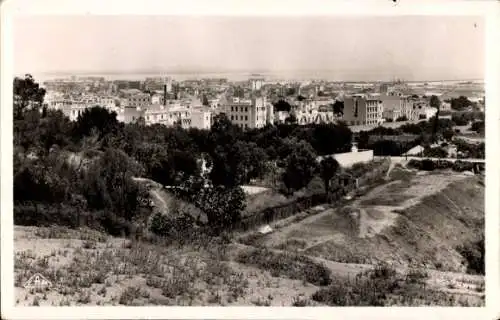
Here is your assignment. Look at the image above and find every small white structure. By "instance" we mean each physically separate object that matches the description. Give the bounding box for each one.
[404,145,425,156]
[258,225,273,234]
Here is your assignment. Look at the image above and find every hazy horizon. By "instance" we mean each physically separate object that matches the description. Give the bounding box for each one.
[14,15,485,82]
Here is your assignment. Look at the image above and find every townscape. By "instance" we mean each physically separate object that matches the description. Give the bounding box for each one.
[12,16,485,308]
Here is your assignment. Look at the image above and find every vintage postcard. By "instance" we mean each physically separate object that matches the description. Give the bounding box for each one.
[1,0,499,319]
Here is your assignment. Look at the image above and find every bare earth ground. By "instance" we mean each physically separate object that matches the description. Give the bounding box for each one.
[13,166,484,306]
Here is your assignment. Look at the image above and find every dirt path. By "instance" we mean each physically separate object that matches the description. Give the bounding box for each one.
[150,189,169,213]
[385,161,396,180]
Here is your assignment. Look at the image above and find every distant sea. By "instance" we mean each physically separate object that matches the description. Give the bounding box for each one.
[28,71,484,84]
[34,71,332,83]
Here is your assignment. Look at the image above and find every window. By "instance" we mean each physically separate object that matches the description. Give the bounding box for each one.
[245,107,248,112]
[245,115,248,121]
[245,124,248,128]
[231,115,234,120]
[231,106,234,112]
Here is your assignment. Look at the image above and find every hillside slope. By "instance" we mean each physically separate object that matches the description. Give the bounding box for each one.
[252,168,484,273]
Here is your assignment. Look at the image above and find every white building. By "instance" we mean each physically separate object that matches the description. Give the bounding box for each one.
[250,77,265,91]
[222,96,273,129]
[116,107,145,124]
[190,110,212,130]
[61,102,89,121]
[144,104,190,127]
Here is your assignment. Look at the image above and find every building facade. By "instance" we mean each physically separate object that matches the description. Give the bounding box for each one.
[127,93,152,108]
[190,110,212,130]
[343,95,383,126]
[223,97,273,129]
[144,104,191,127]
[116,107,145,124]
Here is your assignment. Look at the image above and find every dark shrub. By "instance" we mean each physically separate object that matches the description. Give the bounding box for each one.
[420,159,435,171]
[237,248,332,286]
[457,237,484,275]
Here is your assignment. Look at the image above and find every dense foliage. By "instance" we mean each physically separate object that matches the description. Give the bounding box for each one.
[13,75,356,237]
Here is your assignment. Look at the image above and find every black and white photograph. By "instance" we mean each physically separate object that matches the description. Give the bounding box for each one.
[1,0,499,319]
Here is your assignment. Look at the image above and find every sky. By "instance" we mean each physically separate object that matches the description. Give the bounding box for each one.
[13,15,485,81]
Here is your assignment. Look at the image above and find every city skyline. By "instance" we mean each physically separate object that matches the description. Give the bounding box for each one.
[14,15,484,82]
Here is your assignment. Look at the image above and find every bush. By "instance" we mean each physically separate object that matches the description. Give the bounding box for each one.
[470,121,485,134]
[407,159,481,173]
[423,147,448,158]
[149,211,196,239]
[149,212,171,236]
[312,264,436,306]
[236,248,332,286]
[457,237,484,275]
[451,115,469,126]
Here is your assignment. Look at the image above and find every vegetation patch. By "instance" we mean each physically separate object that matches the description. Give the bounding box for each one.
[236,248,332,286]
[311,263,480,306]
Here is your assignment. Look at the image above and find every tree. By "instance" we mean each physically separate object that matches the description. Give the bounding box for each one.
[430,95,441,143]
[282,140,318,194]
[285,114,297,124]
[424,146,448,158]
[174,176,246,234]
[38,110,74,154]
[82,148,146,219]
[199,185,246,233]
[73,106,119,141]
[451,96,472,111]
[332,100,344,116]
[13,74,46,120]
[273,99,292,112]
[470,121,485,134]
[202,94,209,106]
[320,157,340,193]
[311,123,352,155]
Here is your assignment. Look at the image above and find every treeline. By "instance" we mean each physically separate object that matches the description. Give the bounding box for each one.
[407,159,484,173]
[13,75,353,237]
[357,112,485,157]
[356,119,455,156]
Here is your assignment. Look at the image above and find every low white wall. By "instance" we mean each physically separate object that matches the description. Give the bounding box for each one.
[333,150,374,168]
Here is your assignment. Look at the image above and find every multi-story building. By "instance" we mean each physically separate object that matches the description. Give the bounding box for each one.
[379,94,414,121]
[144,104,191,127]
[127,93,152,109]
[343,95,383,126]
[222,96,273,129]
[151,94,164,105]
[250,76,265,91]
[190,110,212,130]
[98,96,119,112]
